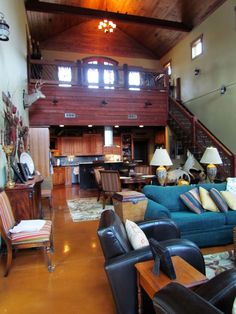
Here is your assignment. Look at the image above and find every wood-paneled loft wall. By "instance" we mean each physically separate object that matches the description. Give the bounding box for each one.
[29,85,168,127]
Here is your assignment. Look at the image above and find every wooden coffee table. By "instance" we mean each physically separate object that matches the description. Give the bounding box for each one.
[135,256,208,314]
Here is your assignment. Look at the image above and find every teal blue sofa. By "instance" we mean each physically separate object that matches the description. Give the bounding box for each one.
[143,182,236,247]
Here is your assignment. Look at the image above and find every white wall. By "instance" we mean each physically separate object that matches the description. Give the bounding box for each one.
[0,0,28,187]
[161,0,236,153]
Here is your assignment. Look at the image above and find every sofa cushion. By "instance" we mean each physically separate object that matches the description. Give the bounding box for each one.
[220,191,236,210]
[198,182,226,191]
[170,211,226,232]
[143,185,192,212]
[199,187,219,212]
[179,188,204,214]
[224,210,236,225]
[144,199,171,220]
[209,188,228,212]
[125,219,149,250]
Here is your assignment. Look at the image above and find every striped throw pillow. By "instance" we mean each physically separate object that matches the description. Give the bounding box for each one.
[209,188,228,212]
[180,188,204,214]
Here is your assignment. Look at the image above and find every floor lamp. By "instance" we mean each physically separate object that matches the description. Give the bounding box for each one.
[150,148,173,186]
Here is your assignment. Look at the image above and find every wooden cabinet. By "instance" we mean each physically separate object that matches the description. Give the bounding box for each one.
[52,167,65,185]
[82,134,103,155]
[52,166,72,186]
[58,137,83,155]
[155,129,165,147]
[5,175,43,221]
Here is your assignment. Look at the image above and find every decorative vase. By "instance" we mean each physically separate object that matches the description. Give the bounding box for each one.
[3,144,15,189]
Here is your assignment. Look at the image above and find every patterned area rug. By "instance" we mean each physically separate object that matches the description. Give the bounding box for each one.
[67,197,114,222]
[204,250,235,279]
[204,250,236,314]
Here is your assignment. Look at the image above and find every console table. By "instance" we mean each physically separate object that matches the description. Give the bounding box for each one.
[135,256,208,314]
[5,175,43,222]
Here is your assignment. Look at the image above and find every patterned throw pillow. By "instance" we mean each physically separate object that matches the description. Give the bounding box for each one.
[199,187,219,212]
[209,188,228,212]
[125,219,149,250]
[180,188,204,214]
[226,177,236,195]
[220,191,236,210]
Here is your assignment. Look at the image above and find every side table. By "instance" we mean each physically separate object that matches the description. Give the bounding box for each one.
[135,256,208,314]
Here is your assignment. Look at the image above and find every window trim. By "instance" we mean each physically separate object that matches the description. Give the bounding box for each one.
[191,34,203,60]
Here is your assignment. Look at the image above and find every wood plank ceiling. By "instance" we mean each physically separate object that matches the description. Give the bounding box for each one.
[25,0,227,59]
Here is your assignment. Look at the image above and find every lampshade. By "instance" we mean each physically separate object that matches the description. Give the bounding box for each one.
[150,148,173,166]
[200,147,222,165]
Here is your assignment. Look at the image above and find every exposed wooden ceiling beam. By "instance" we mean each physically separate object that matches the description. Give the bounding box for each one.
[25,0,192,32]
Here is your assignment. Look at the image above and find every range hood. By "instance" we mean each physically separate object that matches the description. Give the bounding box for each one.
[104,126,113,147]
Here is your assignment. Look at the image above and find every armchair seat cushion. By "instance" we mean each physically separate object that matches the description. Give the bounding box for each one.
[170,211,226,232]
[11,221,52,244]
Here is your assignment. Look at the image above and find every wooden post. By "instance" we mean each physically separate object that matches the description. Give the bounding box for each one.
[123,64,129,89]
[176,77,181,102]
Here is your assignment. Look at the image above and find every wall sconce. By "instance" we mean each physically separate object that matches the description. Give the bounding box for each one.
[0,12,10,41]
[220,85,226,95]
[101,99,108,106]
[144,101,152,108]
[194,68,200,76]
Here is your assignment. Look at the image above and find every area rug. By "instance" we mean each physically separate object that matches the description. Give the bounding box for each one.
[204,250,235,279]
[67,197,114,222]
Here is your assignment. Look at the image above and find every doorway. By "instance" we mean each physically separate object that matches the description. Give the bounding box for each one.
[133,140,148,163]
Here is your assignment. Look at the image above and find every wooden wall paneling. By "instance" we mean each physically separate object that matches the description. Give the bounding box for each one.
[29,128,50,177]
[29,85,168,127]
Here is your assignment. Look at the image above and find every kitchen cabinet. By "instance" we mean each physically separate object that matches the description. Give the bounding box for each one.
[58,137,83,155]
[65,166,72,186]
[82,134,103,155]
[52,167,65,185]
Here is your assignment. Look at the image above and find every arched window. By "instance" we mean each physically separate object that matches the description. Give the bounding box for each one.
[82,57,118,89]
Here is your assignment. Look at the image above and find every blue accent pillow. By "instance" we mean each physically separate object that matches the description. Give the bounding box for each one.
[209,188,228,212]
[180,189,204,214]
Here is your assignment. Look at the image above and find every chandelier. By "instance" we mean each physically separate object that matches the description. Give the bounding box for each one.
[98,19,116,33]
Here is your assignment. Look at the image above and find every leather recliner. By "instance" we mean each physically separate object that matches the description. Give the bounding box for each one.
[153,268,236,314]
[97,209,205,314]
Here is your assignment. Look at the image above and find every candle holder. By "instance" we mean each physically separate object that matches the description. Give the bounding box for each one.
[2,144,15,188]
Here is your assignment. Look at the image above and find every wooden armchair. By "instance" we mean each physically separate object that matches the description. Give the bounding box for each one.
[93,167,105,202]
[0,189,54,277]
[100,170,122,208]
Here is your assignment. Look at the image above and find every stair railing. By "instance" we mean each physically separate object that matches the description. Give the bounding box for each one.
[168,96,236,179]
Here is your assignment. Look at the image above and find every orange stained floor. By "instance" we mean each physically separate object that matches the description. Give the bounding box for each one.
[0,185,233,314]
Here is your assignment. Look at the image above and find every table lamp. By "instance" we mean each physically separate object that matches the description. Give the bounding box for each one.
[200,147,222,183]
[150,148,173,186]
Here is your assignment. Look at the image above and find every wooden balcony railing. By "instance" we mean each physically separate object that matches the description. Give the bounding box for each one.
[28,58,168,91]
[168,97,236,179]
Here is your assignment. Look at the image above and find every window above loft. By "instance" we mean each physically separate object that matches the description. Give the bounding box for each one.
[128,71,141,90]
[191,35,203,60]
[58,66,72,87]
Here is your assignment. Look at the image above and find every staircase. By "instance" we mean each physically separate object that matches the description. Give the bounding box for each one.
[168,97,236,179]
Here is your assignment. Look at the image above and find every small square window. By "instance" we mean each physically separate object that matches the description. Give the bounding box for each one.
[191,35,203,59]
[163,61,172,76]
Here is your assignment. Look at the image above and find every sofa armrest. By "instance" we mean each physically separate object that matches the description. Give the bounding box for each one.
[144,199,171,220]
[105,246,153,314]
[138,218,180,240]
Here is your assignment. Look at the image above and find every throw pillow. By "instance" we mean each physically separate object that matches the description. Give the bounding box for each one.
[209,188,228,212]
[226,177,236,195]
[199,187,219,212]
[180,188,204,214]
[125,219,149,250]
[220,191,236,210]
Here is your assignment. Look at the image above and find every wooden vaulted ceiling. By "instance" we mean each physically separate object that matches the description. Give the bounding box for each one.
[25,0,227,59]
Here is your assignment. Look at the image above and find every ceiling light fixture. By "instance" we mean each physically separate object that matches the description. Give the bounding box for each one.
[98,19,116,33]
[0,12,10,41]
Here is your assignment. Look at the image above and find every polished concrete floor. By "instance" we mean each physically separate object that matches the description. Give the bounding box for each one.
[0,185,233,314]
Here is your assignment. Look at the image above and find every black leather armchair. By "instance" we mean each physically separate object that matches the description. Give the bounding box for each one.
[153,268,236,314]
[97,209,205,314]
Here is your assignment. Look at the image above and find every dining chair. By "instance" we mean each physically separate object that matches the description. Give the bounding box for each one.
[93,166,105,202]
[100,170,122,208]
[0,189,54,277]
[134,165,152,175]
